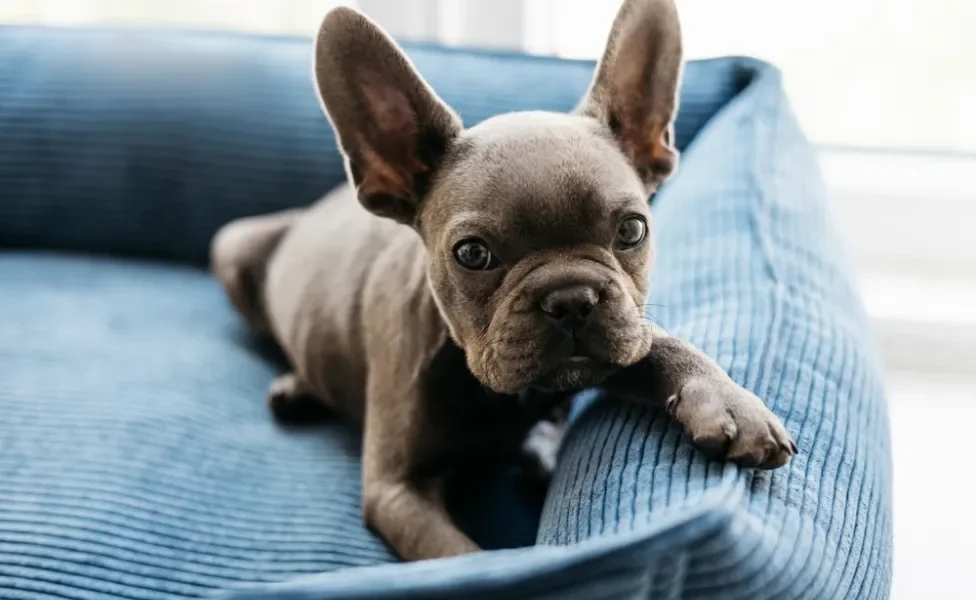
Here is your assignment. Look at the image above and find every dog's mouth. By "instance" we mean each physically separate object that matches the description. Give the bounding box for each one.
[475,288,653,395]
[531,355,616,393]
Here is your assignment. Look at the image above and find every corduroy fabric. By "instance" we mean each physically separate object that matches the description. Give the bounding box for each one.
[0,27,891,600]
[0,26,739,265]
[537,63,893,599]
[0,255,395,599]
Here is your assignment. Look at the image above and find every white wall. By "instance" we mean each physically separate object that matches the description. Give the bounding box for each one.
[4,0,974,375]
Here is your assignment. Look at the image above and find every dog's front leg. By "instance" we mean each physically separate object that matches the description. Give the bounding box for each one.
[605,332,796,469]
[361,474,477,561]
[360,381,478,561]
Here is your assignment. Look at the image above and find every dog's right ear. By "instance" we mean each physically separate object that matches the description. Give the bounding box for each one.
[577,0,683,190]
[314,8,462,225]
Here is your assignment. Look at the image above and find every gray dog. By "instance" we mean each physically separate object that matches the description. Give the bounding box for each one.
[211,0,795,562]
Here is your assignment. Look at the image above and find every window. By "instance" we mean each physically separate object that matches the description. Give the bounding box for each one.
[7,0,973,153]
[4,0,975,371]
[527,0,976,154]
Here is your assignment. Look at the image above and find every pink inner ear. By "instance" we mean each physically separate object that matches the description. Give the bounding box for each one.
[608,27,676,181]
[359,68,420,140]
[354,134,412,199]
[355,67,429,199]
[613,86,673,180]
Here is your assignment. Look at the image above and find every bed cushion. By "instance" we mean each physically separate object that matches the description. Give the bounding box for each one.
[0,254,394,598]
[0,27,738,265]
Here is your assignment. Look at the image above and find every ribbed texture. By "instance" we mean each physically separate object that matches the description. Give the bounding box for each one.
[0,27,738,266]
[538,62,893,599]
[0,256,397,598]
[0,27,891,600]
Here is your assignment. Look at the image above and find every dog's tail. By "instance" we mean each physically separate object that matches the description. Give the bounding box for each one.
[210,209,302,335]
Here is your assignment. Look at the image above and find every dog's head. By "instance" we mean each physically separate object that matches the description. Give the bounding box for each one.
[314,0,682,394]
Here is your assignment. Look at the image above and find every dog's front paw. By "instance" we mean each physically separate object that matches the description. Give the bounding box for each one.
[668,377,796,469]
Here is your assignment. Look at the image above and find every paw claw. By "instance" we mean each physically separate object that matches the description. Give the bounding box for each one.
[665,393,681,417]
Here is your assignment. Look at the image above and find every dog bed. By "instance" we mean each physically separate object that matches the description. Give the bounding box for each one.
[0,26,892,599]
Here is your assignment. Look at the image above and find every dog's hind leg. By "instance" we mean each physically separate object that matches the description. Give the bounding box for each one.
[210,209,302,335]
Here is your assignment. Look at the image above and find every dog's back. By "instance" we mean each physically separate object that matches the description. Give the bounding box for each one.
[210,207,301,335]
[213,184,425,421]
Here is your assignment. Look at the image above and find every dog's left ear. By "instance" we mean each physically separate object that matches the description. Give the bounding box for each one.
[314,7,462,225]
[578,0,683,190]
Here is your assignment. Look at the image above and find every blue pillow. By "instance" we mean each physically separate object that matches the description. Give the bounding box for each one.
[0,27,736,264]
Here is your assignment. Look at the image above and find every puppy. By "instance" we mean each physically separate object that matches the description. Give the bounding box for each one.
[211,0,795,562]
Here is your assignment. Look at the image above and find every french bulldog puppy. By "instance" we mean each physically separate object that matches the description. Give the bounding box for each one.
[211,0,795,562]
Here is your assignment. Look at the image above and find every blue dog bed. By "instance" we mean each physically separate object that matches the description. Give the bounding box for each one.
[0,27,892,599]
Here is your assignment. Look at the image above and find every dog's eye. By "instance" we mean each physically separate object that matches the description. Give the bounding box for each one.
[616,216,647,248]
[453,239,499,270]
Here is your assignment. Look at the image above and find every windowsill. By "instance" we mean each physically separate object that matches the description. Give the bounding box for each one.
[819,149,976,375]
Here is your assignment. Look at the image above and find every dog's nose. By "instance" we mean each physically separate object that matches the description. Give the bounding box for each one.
[540,285,599,329]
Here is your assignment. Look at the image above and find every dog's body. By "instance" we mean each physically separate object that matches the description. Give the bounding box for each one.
[212,0,795,562]
[218,186,561,454]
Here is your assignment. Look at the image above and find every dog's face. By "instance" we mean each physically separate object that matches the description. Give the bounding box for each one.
[315,0,682,394]
[419,114,657,393]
